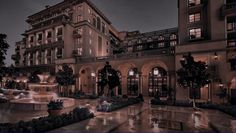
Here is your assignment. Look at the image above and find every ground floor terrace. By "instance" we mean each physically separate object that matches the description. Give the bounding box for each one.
[54,55,236,104]
[0,98,235,132]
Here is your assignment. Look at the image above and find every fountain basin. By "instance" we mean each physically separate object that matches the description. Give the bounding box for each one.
[10,98,75,111]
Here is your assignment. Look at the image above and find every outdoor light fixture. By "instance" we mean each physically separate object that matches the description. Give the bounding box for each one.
[219,82,223,87]
[91,72,95,77]
[214,52,218,60]
[153,68,159,76]
[129,69,134,76]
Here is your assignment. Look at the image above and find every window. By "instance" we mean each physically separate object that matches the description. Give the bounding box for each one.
[97,17,101,30]
[57,27,63,36]
[189,0,201,7]
[37,34,42,41]
[102,22,105,33]
[57,48,63,59]
[158,42,165,48]
[137,45,143,51]
[92,15,96,27]
[170,34,177,40]
[89,49,92,55]
[158,36,165,41]
[170,41,177,46]
[128,47,133,52]
[98,36,102,54]
[230,59,236,71]
[127,68,139,96]
[147,37,153,42]
[77,27,83,34]
[227,17,236,31]
[137,39,142,44]
[30,36,34,43]
[189,28,202,39]
[189,13,201,23]
[77,15,82,22]
[47,31,52,38]
[77,48,83,56]
[148,67,167,97]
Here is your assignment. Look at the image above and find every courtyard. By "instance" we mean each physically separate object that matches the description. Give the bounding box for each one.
[0,98,235,133]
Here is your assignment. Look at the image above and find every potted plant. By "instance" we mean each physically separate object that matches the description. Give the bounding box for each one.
[47,99,63,116]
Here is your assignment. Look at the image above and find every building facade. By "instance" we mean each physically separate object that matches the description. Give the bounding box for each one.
[13,0,236,103]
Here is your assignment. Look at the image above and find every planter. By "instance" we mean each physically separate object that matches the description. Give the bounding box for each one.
[48,109,62,116]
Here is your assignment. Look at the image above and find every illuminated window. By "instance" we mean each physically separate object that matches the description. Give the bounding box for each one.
[170,41,177,46]
[158,36,165,41]
[158,42,165,48]
[127,68,139,96]
[148,67,168,97]
[77,48,83,56]
[170,34,177,40]
[189,13,201,23]
[189,28,202,39]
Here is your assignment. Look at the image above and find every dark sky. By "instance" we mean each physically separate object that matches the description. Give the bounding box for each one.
[0,0,178,66]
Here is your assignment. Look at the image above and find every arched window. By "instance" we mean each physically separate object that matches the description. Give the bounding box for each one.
[127,68,139,96]
[148,67,168,97]
[97,17,101,30]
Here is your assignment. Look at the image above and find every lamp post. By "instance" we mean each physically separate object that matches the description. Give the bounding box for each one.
[91,72,96,94]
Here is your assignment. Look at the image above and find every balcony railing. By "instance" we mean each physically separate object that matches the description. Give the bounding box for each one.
[76,48,174,63]
[73,30,82,38]
[221,3,236,16]
[25,40,64,52]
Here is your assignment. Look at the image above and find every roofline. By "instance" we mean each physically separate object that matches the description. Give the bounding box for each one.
[27,0,111,24]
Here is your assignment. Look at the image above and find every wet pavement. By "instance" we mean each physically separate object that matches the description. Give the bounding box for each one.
[0,98,235,133]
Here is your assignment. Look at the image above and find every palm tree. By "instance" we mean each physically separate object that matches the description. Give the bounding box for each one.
[177,53,211,108]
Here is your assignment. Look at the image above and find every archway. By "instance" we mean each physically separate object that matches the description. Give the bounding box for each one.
[79,66,95,94]
[148,67,168,97]
[127,68,139,96]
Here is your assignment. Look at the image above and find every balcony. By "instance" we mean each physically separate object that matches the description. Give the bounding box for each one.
[73,30,82,38]
[76,48,174,63]
[221,3,236,17]
[25,40,64,52]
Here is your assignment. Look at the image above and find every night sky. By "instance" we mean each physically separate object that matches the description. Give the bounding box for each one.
[0,0,178,66]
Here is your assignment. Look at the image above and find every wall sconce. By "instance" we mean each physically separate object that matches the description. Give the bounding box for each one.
[214,52,218,60]
[91,72,96,77]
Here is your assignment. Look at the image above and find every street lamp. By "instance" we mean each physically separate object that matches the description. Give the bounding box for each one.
[91,72,96,94]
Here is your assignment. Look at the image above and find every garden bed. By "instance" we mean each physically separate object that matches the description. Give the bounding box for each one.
[97,96,143,112]
[0,107,94,133]
[151,99,236,118]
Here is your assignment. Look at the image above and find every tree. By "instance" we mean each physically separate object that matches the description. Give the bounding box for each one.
[56,64,76,97]
[98,62,121,97]
[0,34,10,67]
[176,53,210,108]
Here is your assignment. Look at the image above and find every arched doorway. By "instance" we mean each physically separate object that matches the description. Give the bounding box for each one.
[127,68,139,96]
[79,67,94,94]
[148,67,168,97]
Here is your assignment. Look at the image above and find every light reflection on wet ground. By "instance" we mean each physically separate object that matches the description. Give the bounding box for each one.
[0,99,235,133]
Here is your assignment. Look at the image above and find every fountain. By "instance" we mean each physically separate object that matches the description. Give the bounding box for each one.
[9,73,75,111]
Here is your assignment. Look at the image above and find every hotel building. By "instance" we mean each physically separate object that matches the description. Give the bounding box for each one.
[12,0,236,103]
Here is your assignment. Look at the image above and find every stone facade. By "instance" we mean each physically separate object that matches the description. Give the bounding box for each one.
[13,0,236,104]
